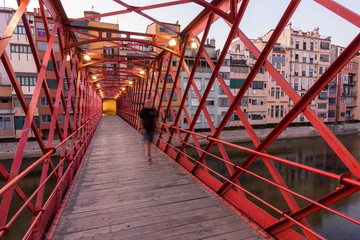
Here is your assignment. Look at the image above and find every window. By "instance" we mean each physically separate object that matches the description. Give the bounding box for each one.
[219,72,229,79]
[16,73,37,86]
[320,41,330,50]
[319,92,328,99]
[14,26,34,35]
[172,61,177,67]
[46,79,58,89]
[252,81,264,89]
[328,111,335,118]
[271,106,274,118]
[275,105,280,117]
[167,90,177,101]
[167,75,173,83]
[329,98,336,105]
[319,67,323,74]
[272,54,285,68]
[205,98,215,106]
[219,98,230,107]
[303,41,307,50]
[295,54,299,62]
[276,88,280,99]
[271,87,274,97]
[0,117,11,129]
[105,32,112,38]
[281,89,285,97]
[318,113,327,119]
[294,78,298,90]
[301,79,306,90]
[318,103,327,109]
[40,97,48,106]
[13,98,21,107]
[159,26,176,34]
[166,110,176,122]
[280,105,284,117]
[320,54,329,62]
[310,42,314,51]
[10,44,31,54]
[302,56,306,63]
[295,40,299,49]
[232,66,249,73]
[41,115,52,123]
[45,61,60,71]
[233,113,240,121]
[258,66,266,74]
[37,41,59,52]
[251,114,262,120]
[302,71,306,77]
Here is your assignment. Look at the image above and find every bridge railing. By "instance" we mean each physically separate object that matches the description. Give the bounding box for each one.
[117,1,360,239]
[0,1,102,239]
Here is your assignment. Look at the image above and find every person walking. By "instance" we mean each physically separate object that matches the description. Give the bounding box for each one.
[139,98,157,164]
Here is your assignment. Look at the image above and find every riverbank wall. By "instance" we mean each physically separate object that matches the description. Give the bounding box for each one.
[175,122,360,146]
[1,122,359,160]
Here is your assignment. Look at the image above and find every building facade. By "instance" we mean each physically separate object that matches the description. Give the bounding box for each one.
[266,24,332,123]
[180,38,224,129]
[146,22,181,126]
[0,7,39,139]
[331,45,359,121]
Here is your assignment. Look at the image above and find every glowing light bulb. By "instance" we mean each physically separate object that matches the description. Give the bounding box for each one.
[83,54,91,61]
[190,41,197,49]
[66,55,71,61]
[169,38,176,47]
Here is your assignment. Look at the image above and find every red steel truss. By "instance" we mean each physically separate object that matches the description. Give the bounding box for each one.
[0,0,359,239]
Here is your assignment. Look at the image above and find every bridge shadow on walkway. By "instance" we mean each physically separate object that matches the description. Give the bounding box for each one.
[52,115,264,240]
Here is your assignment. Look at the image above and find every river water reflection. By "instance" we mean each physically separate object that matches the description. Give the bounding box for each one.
[186,132,360,240]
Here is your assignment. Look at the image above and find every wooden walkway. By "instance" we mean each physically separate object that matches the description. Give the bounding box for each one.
[51,115,265,240]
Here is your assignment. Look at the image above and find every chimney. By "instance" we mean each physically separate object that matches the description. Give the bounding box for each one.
[84,10,101,22]
[313,27,319,35]
[210,38,215,47]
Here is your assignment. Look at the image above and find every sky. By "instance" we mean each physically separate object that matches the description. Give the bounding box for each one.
[2,0,360,50]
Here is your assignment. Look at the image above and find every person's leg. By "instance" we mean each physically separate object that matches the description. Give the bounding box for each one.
[145,141,151,158]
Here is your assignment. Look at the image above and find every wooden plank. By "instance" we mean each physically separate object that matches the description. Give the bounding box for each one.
[52,115,265,240]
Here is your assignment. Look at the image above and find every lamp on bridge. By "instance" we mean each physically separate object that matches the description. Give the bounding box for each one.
[83,54,91,61]
[168,38,177,47]
[189,40,197,49]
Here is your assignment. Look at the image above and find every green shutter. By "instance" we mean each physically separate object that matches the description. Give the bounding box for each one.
[230,78,245,89]
[15,116,40,129]
[14,116,25,130]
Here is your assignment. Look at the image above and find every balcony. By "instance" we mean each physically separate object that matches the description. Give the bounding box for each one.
[343,80,356,86]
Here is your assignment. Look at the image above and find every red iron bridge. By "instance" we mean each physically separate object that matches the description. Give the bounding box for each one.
[0,0,360,239]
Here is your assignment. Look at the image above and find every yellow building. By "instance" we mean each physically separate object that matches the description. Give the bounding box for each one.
[146,22,181,126]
